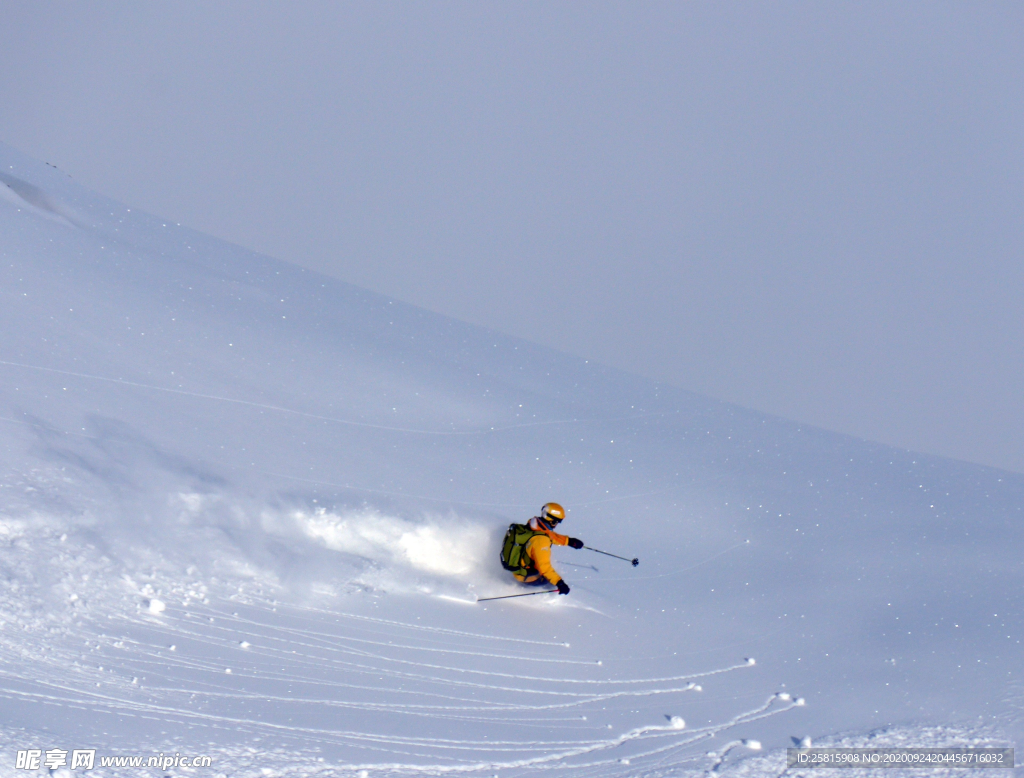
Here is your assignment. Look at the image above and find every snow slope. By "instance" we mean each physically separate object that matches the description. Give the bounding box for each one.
[0,142,1021,777]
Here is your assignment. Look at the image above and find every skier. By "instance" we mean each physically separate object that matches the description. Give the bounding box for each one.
[499,503,584,595]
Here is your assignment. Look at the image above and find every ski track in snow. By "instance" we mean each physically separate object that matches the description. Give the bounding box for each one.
[0,590,793,776]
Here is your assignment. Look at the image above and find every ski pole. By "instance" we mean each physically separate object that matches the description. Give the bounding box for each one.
[477,589,559,602]
[584,546,639,567]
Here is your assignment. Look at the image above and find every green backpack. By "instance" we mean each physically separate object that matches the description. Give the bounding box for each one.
[500,523,544,576]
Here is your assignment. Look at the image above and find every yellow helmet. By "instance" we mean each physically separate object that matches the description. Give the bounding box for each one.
[540,502,566,526]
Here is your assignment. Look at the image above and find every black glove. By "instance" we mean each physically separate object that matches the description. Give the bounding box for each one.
[567,537,584,549]
[556,580,570,595]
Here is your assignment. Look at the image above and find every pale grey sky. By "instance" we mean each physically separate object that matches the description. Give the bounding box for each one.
[2,2,1022,472]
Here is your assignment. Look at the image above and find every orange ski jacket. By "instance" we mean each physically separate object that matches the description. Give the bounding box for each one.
[513,518,570,585]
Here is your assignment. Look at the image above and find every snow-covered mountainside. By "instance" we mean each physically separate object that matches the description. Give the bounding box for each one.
[0,142,1021,777]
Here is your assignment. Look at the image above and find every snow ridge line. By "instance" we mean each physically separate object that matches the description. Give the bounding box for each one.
[254,467,680,509]
[0,358,674,436]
